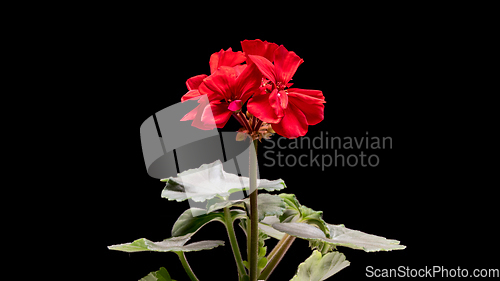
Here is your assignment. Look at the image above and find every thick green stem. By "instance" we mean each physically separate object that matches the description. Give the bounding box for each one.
[265,233,288,262]
[259,234,296,280]
[176,251,199,281]
[223,207,246,278]
[246,218,251,265]
[249,139,259,281]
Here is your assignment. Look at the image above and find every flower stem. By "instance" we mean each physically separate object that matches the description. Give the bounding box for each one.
[238,111,253,132]
[259,234,296,280]
[176,251,199,281]
[223,207,247,278]
[249,139,259,281]
[265,233,288,262]
[253,119,263,132]
[232,112,251,132]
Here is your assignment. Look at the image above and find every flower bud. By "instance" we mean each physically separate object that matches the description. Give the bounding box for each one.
[228,100,243,112]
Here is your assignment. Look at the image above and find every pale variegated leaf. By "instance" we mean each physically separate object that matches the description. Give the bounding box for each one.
[258,216,285,240]
[272,222,405,252]
[290,250,350,281]
[278,193,329,236]
[140,267,176,281]
[171,208,246,237]
[161,160,286,202]
[108,233,224,253]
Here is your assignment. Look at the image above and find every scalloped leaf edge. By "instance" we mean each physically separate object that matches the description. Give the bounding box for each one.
[272,222,406,252]
[108,233,225,253]
[290,250,350,281]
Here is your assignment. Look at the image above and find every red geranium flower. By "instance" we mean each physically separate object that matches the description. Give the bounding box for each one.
[180,74,213,129]
[181,48,246,130]
[241,39,279,63]
[247,45,325,138]
[180,40,325,138]
[197,63,261,128]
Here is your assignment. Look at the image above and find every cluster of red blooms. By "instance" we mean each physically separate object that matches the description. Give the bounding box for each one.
[181,39,325,139]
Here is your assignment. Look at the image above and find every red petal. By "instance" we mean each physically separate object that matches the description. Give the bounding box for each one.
[180,105,198,121]
[186,74,208,91]
[287,88,325,125]
[272,102,309,139]
[198,66,238,101]
[274,45,303,84]
[234,62,262,103]
[247,55,276,85]
[181,95,216,130]
[279,90,288,110]
[202,101,232,129]
[241,39,279,63]
[269,89,285,118]
[247,91,282,124]
[181,89,201,102]
[209,47,246,74]
[287,88,325,101]
[232,64,247,77]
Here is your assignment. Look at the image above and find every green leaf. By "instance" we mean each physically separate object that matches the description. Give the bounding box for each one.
[205,194,285,221]
[205,197,246,214]
[278,193,329,237]
[171,207,246,237]
[272,223,406,252]
[273,194,405,253]
[309,239,335,255]
[258,256,268,270]
[239,219,270,274]
[325,223,406,252]
[245,194,285,221]
[290,250,350,281]
[258,216,285,240]
[108,233,224,253]
[278,193,301,221]
[258,245,266,258]
[273,222,327,240]
[161,160,286,202]
[171,208,222,237]
[140,267,176,281]
[255,194,286,221]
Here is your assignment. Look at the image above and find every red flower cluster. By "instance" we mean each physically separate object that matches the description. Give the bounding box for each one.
[181,39,325,139]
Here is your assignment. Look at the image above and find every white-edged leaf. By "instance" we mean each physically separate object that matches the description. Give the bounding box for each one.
[272,223,405,252]
[278,193,329,236]
[161,160,286,202]
[171,208,223,237]
[108,233,224,253]
[244,194,285,221]
[206,194,285,220]
[256,194,286,221]
[273,222,327,239]
[171,208,246,237]
[171,194,283,239]
[325,223,406,252]
[290,250,350,281]
[259,216,285,240]
[205,197,245,214]
[140,267,176,281]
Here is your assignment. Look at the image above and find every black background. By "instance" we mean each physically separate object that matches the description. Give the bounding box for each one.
[76,9,498,281]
